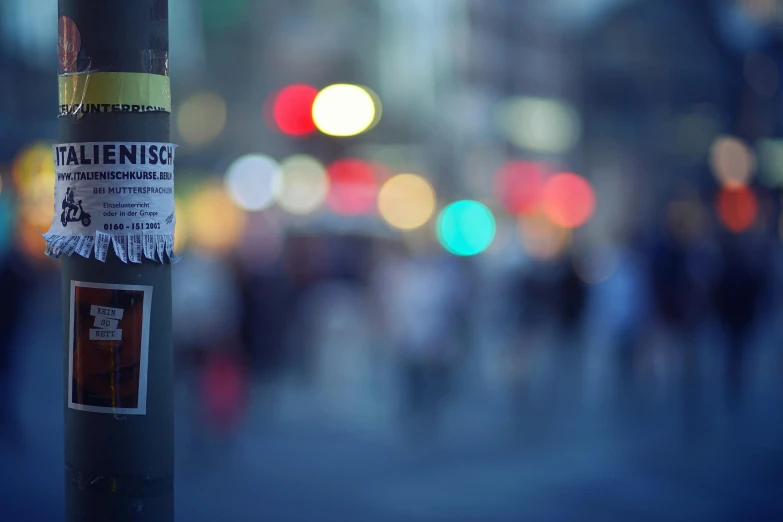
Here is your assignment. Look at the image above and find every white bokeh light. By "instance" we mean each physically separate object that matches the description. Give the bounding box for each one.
[496,96,581,154]
[224,154,282,211]
[277,154,329,215]
[312,84,377,137]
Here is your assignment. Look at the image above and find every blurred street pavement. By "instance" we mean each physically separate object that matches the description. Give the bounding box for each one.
[2,278,783,522]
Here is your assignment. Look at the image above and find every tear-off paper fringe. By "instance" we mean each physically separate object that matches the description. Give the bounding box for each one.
[42,231,181,263]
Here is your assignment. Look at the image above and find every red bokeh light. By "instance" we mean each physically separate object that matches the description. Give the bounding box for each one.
[326,159,379,215]
[271,84,319,136]
[540,172,596,229]
[717,186,757,232]
[493,161,547,215]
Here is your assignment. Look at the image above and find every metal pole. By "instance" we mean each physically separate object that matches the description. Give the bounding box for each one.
[57,1,173,521]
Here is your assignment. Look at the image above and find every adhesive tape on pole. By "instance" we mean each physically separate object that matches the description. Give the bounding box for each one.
[58,72,171,117]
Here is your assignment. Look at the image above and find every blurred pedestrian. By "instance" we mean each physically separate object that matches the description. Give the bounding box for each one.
[552,252,589,405]
[583,232,648,416]
[646,212,707,403]
[376,252,459,440]
[200,348,248,440]
[505,261,550,422]
[234,259,293,424]
[172,252,244,462]
[284,235,327,385]
[714,233,770,415]
[555,253,588,349]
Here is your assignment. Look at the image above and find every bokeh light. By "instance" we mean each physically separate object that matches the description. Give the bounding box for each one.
[224,154,282,211]
[326,159,379,215]
[177,92,227,147]
[517,213,571,260]
[278,155,329,215]
[362,86,384,131]
[18,198,55,263]
[173,196,188,253]
[717,185,757,233]
[12,143,55,261]
[437,200,496,256]
[186,183,247,254]
[377,174,436,230]
[540,173,596,229]
[493,161,546,216]
[709,136,755,188]
[17,214,49,263]
[312,84,377,137]
[496,96,581,154]
[271,85,319,136]
[12,142,54,198]
[756,139,783,187]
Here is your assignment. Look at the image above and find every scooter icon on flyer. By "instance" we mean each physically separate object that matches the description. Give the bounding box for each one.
[60,187,91,227]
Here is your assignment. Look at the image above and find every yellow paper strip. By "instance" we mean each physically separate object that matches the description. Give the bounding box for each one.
[58,72,171,116]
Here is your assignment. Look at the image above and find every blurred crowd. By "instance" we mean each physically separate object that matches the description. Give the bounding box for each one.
[2,0,783,518]
[121,206,781,451]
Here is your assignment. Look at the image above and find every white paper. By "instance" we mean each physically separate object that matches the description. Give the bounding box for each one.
[89,328,122,341]
[94,231,111,261]
[143,233,156,260]
[90,304,124,320]
[93,316,119,329]
[75,236,93,257]
[128,233,142,263]
[42,142,178,264]
[112,234,128,263]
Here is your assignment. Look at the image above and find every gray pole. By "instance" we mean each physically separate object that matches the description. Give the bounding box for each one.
[58,1,174,521]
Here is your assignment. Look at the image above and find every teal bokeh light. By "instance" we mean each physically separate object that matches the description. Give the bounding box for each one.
[437,200,496,256]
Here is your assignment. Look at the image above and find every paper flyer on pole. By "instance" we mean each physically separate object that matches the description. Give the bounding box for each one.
[68,281,152,415]
[42,142,179,263]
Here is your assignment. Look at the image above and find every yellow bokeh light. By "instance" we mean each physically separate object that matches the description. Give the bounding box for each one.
[362,86,384,131]
[185,184,246,254]
[12,142,55,200]
[378,174,436,230]
[176,92,227,146]
[709,136,755,188]
[17,203,52,263]
[278,155,329,215]
[10,144,56,256]
[312,84,377,137]
[173,197,188,253]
